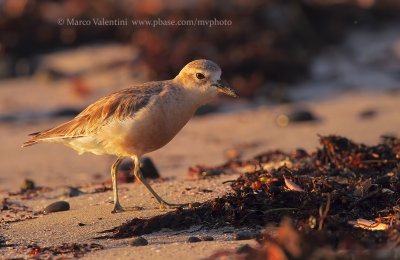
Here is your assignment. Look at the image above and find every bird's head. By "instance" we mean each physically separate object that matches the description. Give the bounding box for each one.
[175,59,238,99]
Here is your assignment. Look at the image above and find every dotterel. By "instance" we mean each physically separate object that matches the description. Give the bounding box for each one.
[22,59,238,213]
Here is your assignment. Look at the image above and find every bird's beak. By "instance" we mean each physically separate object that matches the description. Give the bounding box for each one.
[212,80,239,98]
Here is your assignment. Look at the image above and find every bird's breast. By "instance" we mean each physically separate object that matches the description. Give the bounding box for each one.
[102,90,199,156]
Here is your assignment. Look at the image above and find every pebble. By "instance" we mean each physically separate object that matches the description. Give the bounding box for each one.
[233,231,259,241]
[117,171,134,184]
[237,244,252,253]
[187,237,201,243]
[287,110,316,122]
[140,157,160,179]
[118,157,160,179]
[21,179,35,191]
[43,201,70,214]
[276,109,317,127]
[359,109,377,119]
[118,160,132,172]
[201,170,223,177]
[130,237,148,246]
[66,187,85,197]
[201,236,214,241]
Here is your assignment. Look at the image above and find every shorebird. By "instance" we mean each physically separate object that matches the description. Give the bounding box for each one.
[22,59,238,213]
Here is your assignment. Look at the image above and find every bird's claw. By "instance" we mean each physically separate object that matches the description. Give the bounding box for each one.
[111,204,125,213]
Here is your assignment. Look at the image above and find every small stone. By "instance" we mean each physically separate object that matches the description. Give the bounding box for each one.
[130,237,148,247]
[237,244,252,253]
[21,179,35,191]
[234,231,258,241]
[140,157,160,179]
[66,187,85,197]
[187,237,201,243]
[201,170,222,177]
[201,236,214,241]
[78,222,85,226]
[117,171,135,184]
[43,201,70,214]
[287,110,316,122]
[359,109,377,119]
[118,160,132,172]
[276,109,316,127]
[2,198,9,211]
[118,157,160,179]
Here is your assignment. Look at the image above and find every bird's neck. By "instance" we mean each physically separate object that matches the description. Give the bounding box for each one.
[172,78,218,108]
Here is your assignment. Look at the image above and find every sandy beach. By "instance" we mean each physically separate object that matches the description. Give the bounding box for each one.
[1,88,399,258]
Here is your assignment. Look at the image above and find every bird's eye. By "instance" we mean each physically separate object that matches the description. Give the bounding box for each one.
[196,73,205,80]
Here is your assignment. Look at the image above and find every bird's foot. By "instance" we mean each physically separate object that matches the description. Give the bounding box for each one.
[159,202,188,210]
[111,203,125,213]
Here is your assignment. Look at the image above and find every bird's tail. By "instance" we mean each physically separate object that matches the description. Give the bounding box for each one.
[21,132,43,147]
[22,125,83,147]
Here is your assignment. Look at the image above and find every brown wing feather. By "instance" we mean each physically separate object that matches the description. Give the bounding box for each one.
[22,82,165,147]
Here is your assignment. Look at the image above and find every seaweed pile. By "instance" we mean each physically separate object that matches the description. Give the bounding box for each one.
[205,219,400,259]
[101,135,400,256]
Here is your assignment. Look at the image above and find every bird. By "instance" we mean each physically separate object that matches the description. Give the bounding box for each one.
[22,59,238,213]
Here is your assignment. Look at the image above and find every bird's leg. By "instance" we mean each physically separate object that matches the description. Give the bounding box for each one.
[132,156,188,209]
[111,157,124,213]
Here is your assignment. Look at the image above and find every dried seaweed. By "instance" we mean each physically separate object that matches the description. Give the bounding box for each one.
[100,134,400,256]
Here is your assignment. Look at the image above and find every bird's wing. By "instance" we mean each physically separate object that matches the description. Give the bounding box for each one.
[22,82,165,147]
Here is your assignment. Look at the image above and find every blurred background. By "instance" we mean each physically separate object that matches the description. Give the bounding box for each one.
[0,0,400,190]
[1,0,400,112]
